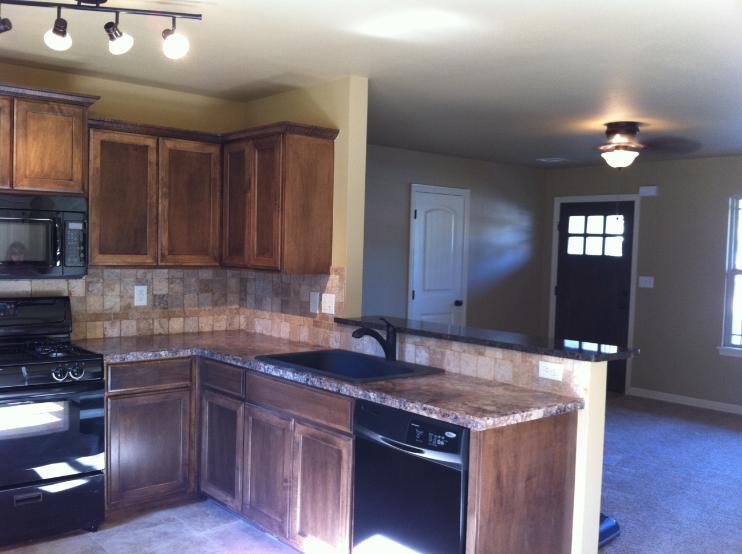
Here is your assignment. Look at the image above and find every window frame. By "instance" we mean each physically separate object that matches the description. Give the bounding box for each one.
[721,195,742,349]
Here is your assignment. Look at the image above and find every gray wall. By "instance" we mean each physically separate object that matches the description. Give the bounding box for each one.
[363,144,548,335]
[542,156,742,408]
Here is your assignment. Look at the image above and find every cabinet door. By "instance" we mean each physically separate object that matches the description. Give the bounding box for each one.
[200,389,244,510]
[107,389,192,509]
[222,140,251,267]
[247,135,282,270]
[89,130,158,265]
[159,138,221,265]
[242,404,293,538]
[0,96,10,189]
[291,422,352,553]
[13,99,85,193]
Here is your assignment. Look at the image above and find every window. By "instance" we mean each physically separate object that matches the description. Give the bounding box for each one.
[566,214,625,257]
[722,196,742,347]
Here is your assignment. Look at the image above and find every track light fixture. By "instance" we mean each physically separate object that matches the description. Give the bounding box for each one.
[0,1,201,58]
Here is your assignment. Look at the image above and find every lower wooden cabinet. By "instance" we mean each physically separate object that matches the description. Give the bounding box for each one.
[107,388,192,510]
[242,404,293,538]
[291,421,353,553]
[200,389,244,510]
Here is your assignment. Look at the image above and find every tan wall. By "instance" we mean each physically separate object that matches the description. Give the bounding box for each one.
[363,144,548,335]
[542,156,742,407]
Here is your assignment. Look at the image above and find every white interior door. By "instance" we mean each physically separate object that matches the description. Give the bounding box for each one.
[408,184,469,326]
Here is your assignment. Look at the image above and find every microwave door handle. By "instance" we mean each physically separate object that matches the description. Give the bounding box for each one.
[54,220,62,267]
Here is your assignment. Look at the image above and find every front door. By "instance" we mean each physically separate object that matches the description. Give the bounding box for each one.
[408,185,468,326]
[554,201,635,393]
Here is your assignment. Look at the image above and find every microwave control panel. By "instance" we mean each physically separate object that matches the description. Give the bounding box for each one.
[64,221,85,267]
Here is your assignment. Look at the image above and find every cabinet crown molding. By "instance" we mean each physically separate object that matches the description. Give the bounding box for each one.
[0,82,100,107]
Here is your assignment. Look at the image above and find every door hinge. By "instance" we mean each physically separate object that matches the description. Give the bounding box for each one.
[414,209,418,219]
[411,290,416,300]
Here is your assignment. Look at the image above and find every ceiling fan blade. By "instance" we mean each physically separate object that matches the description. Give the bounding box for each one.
[641,136,702,155]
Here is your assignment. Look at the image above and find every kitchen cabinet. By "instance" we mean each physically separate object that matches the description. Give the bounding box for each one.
[13,99,87,193]
[106,358,197,512]
[200,389,244,511]
[0,96,10,188]
[221,124,337,273]
[242,404,293,538]
[89,129,158,265]
[291,421,352,553]
[159,138,221,266]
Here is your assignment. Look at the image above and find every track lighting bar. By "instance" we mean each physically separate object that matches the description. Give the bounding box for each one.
[0,0,202,21]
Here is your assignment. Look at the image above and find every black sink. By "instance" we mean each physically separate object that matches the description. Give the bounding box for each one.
[256,349,443,383]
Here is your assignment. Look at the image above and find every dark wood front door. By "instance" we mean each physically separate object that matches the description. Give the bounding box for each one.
[554,201,635,393]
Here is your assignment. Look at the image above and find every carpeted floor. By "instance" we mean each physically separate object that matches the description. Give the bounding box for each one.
[600,395,742,553]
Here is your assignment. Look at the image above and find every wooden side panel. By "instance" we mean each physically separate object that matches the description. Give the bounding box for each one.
[222,140,251,267]
[107,358,192,394]
[466,412,577,554]
[159,138,221,266]
[245,372,352,434]
[247,135,282,270]
[0,96,10,188]
[282,134,334,274]
[13,99,85,193]
[291,421,352,554]
[242,404,293,538]
[89,129,158,265]
[200,390,244,511]
[107,389,192,509]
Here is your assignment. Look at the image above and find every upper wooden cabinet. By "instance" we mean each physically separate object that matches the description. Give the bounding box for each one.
[222,124,337,274]
[159,138,221,266]
[0,96,10,189]
[89,129,158,265]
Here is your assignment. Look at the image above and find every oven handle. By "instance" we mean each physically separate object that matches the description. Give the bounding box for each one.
[0,382,103,404]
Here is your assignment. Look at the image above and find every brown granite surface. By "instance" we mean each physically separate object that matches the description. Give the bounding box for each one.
[78,331,583,431]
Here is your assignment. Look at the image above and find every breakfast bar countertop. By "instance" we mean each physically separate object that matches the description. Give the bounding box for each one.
[78,331,583,431]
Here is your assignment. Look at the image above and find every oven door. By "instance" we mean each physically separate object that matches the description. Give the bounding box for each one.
[0,381,104,489]
[0,213,61,278]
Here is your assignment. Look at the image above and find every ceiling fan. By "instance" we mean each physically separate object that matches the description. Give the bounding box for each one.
[599,121,701,169]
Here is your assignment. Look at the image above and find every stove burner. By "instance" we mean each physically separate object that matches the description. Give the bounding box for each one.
[33,342,79,358]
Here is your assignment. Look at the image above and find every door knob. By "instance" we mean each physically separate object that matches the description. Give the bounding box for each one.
[454,300,463,307]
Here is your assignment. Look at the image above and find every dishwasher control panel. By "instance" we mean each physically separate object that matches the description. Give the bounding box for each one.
[407,420,463,453]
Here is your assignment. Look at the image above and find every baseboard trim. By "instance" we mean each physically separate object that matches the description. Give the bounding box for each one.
[627,387,742,416]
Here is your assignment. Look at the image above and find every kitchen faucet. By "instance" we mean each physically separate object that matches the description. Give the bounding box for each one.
[352,317,398,361]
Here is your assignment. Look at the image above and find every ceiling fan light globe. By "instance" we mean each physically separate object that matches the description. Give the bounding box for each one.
[601,149,639,169]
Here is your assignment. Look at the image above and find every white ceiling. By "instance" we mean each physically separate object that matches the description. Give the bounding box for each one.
[1,0,742,166]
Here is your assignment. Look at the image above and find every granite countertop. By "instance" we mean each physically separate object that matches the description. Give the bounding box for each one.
[335,315,640,362]
[78,331,583,431]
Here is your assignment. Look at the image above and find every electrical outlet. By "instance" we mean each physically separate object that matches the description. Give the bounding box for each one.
[539,361,563,381]
[321,293,335,315]
[134,285,148,307]
[309,292,320,314]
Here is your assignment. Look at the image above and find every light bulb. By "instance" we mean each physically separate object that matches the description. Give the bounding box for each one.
[601,149,640,169]
[105,21,133,55]
[44,17,71,51]
[162,29,189,60]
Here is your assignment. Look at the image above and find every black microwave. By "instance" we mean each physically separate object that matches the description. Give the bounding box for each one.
[0,193,87,279]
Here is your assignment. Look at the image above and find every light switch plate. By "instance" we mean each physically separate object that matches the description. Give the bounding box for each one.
[638,276,655,289]
[309,292,320,314]
[321,293,335,315]
[134,285,148,307]
[639,185,659,197]
[539,361,564,381]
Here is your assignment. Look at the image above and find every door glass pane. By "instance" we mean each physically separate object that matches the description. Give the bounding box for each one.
[586,215,604,234]
[0,220,49,263]
[604,236,624,257]
[585,236,603,255]
[568,216,585,234]
[567,236,584,255]
[605,215,625,235]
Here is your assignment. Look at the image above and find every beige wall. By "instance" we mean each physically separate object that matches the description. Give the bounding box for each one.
[363,144,548,335]
[542,156,742,408]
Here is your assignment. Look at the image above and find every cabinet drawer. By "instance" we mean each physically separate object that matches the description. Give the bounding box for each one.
[108,358,192,393]
[199,358,245,398]
[245,373,352,434]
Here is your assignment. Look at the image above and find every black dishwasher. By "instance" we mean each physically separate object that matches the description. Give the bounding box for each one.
[353,400,469,554]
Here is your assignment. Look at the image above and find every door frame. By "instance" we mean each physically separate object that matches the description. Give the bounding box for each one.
[548,194,640,388]
[408,183,471,323]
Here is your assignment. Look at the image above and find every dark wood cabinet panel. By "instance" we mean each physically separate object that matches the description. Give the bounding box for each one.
[248,135,282,270]
[291,421,352,553]
[89,130,158,265]
[107,388,192,510]
[107,358,192,394]
[200,390,244,510]
[159,138,221,266]
[0,96,10,189]
[13,99,86,193]
[242,404,293,538]
[222,141,251,266]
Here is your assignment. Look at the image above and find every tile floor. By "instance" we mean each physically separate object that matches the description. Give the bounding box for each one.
[1,499,297,554]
